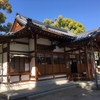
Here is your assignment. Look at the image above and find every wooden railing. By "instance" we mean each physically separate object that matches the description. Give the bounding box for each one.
[68,73,87,81]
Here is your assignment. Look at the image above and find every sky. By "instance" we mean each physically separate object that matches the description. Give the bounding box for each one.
[4,0,100,31]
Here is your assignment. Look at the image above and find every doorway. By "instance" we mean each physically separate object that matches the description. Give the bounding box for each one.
[71,59,77,73]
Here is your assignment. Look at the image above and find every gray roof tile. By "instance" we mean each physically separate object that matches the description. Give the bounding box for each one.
[73,28,100,43]
[15,13,76,39]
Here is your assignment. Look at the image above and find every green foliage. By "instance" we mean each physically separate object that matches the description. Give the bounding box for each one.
[0,0,12,33]
[2,22,12,32]
[43,15,85,34]
[43,18,53,25]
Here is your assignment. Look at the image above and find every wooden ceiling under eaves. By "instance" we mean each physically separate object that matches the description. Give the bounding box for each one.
[9,19,74,42]
[11,24,72,43]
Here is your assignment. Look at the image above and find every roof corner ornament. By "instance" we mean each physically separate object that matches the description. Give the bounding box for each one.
[16,12,20,16]
[27,18,33,25]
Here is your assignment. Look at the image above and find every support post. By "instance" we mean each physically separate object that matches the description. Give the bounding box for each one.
[84,46,89,79]
[34,34,38,81]
[91,39,99,90]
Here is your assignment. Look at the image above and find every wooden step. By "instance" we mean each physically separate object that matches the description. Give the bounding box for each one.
[71,73,87,81]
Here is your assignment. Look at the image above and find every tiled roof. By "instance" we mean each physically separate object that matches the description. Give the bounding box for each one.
[72,28,100,43]
[15,13,100,43]
[58,28,100,47]
[1,13,100,45]
[15,13,76,39]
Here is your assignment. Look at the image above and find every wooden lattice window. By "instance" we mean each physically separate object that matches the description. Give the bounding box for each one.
[10,57,30,73]
[54,55,59,64]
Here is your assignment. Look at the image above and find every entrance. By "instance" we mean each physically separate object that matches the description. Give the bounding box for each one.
[71,59,77,73]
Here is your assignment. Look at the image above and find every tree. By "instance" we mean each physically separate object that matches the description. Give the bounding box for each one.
[44,15,85,34]
[0,0,12,33]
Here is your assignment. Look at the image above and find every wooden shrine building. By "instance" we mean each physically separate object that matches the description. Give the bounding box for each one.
[0,13,100,86]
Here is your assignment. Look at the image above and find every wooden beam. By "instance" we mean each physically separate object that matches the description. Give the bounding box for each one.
[11,41,29,45]
[65,48,84,53]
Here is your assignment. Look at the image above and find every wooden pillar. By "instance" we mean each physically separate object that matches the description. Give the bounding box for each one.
[84,46,89,79]
[7,42,10,84]
[34,34,38,81]
[99,51,100,66]
[51,41,55,79]
[79,50,82,73]
[91,39,99,90]
[51,53,55,79]
[1,44,3,84]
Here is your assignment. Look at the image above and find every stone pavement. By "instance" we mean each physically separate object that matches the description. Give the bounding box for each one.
[0,78,76,100]
[33,87,100,100]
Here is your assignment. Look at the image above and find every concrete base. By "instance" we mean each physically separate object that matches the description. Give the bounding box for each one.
[0,79,100,100]
[0,78,68,91]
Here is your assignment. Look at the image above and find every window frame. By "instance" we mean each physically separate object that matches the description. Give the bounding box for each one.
[10,56,30,73]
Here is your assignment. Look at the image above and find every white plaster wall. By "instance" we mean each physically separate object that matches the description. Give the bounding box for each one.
[0,54,2,75]
[0,76,2,82]
[3,77,7,83]
[29,39,34,51]
[70,55,75,58]
[65,47,71,51]
[37,38,51,45]
[3,43,7,48]
[10,43,29,51]
[10,76,19,82]
[30,78,36,81]
[0,45,2,52]
[3,52,7,75]
[3,62,7,75]
[75,50,79,54]
[13,38,28,43]
[30,58,36,76]
[0,70,2,75]
[21,75,29,81]
[25,63,29,71]
[80,50,83,52]
[10,52,29,55]
[3,52,7,62]
[53,46,64,52]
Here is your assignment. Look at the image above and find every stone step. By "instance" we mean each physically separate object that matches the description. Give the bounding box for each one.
[27,83,76,100]
[0,82,76,100]
[0,78,75,100]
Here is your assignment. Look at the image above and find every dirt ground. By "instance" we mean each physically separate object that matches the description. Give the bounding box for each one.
[33,87,100,100]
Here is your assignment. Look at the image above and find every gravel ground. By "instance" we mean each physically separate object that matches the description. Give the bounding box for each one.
[33,87,100,100]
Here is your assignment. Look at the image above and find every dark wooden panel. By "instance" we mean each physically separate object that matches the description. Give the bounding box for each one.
[37,65,45,75]
[59,64,66,73]
[10,57,15,72]
[15,57,19,72]
[54,64,59,74]
[45,64,53,75]
[20,57,25,72]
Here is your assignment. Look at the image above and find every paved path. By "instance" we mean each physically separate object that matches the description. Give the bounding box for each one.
[0,71,100,100]
[33,87,100,100]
